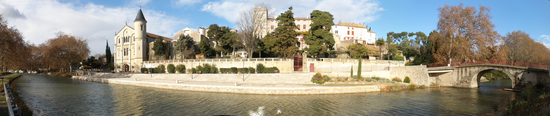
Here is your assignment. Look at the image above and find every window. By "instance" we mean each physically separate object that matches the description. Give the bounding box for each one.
[118,38,120,43]
[271,25,274,30]
[140,24,143,31]
[335,30,338,34]
[347,31,349,35]
[297,24,300,29]
[303,25,306,29]
[352,31,354,35]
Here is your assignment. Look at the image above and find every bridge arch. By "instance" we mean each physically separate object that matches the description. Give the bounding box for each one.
[473,69,516,88]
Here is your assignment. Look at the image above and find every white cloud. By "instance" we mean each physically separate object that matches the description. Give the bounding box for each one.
[0,0,187,55]
[541,35,550,41]
[175,0,203,6]
[201,0,384,24]
[541,35,550,49]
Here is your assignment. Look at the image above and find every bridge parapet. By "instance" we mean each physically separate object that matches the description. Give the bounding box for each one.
[428,60,548,70]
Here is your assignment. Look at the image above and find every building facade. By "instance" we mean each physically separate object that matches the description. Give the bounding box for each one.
[331,22,376,45]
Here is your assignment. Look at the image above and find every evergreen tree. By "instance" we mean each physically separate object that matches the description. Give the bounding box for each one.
[152,36,167,57]
[303,10,335,58]
[198,38,213,57]
[262,7,299,58]
[105,40,111,64]
[174,34,195,59]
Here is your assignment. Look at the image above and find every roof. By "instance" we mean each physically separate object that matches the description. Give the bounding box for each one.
[147,33,172,41]
[294,17,311,20]
[336,21,375,33]
[134,9,147,22]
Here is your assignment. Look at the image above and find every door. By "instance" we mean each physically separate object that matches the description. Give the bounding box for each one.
[294,54,303,71]
[310,63,314,72]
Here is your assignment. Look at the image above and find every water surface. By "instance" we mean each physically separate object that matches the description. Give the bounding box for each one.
[15,74,514,115]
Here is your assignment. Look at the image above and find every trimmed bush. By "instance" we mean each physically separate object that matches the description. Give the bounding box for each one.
[311,73,329,84]
[404,76,411,83]
[210,64,218,73]
[256,63,265,73]
[167,64,175,73]
[263,67,279,73]
[230,67,238,73]
[248,67,255,73]
[409,84,417,89]
[202,64,211,73]
[220,68,230,73]
[148,68,156,73]
[141,68,147,73]
[191,68,196,73]
[196,65,203,73]
[157,65,166,73]
[176,65,185,73]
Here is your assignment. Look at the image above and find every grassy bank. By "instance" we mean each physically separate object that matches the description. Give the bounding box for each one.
[484,84,549,115]
[0,73,33,116]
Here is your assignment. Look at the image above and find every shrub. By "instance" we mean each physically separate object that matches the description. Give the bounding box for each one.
[372,76,381,81]
[256,63,265,73]
[373,80,377,83]
[157,65,166,73]
[323,75,331,82]
[392,77,402,82]
[140,68,147,73]
[196,65,203,73]
[223,56,231,58]
[202,64,211,73]
[148,68,156,73]
[230,67,238,73]
[311,73,329,84]
[404,76,411,83]
[220,68,230,73]
[390,85,402,91]
[409,84,417,89]
[248,67,255,73]
[365,77,372,82]
[210,64,218,73]
[167,64,176,73]
[176,65,185,73]
[419,85,426,88]
[263,67,279,73]
[394,56,405,61]
[238,68,248,73]
[191,68,197,73]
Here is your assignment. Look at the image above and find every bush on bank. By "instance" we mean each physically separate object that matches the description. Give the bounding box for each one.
[311,72,330,84]
[176,65,185,73]
[404,76,411,83]
[157,65,166,73]
[167,64,175,73]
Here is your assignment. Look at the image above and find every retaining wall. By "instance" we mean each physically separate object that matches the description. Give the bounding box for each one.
[71,76,380,95]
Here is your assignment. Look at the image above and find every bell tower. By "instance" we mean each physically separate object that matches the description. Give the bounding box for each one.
[134,8,147,61]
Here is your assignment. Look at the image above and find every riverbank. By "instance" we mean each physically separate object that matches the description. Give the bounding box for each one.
[0,73,32,116]
[68,72,423,95]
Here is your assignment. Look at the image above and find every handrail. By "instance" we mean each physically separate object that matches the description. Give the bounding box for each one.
[4,83,19,116]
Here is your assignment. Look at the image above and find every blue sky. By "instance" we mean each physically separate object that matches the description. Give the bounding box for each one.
[1,0,549,55]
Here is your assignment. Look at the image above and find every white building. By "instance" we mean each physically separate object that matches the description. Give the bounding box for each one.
[331,21,376,45]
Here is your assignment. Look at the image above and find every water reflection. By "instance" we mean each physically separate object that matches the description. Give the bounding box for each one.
[15,74,514,115]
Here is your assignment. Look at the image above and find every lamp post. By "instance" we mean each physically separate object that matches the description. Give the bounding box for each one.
[243,58,244,81]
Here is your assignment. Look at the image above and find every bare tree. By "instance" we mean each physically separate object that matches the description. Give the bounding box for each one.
[236,3,271,58]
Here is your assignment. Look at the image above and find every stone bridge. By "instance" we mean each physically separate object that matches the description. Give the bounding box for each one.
[427,64,549,89]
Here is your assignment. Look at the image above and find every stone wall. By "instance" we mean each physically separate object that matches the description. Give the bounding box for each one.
[389,65,430,86]
[142,58,294,73]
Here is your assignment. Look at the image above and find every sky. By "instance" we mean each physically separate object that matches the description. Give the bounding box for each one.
[0,0,549,55]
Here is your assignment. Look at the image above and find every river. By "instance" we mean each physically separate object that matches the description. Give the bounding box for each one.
[14,74,514,115]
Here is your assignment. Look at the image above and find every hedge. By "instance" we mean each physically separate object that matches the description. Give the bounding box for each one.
[176,65,185,73]
[256,63,265,73]
[140,68,147,73]
[194,64,218,73]
[248,67,255,73]
[263,67,279,73]
[167,64,175,73]
[157,65,166,73]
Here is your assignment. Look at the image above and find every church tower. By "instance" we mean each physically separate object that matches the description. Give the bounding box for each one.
[134,8,147,61]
